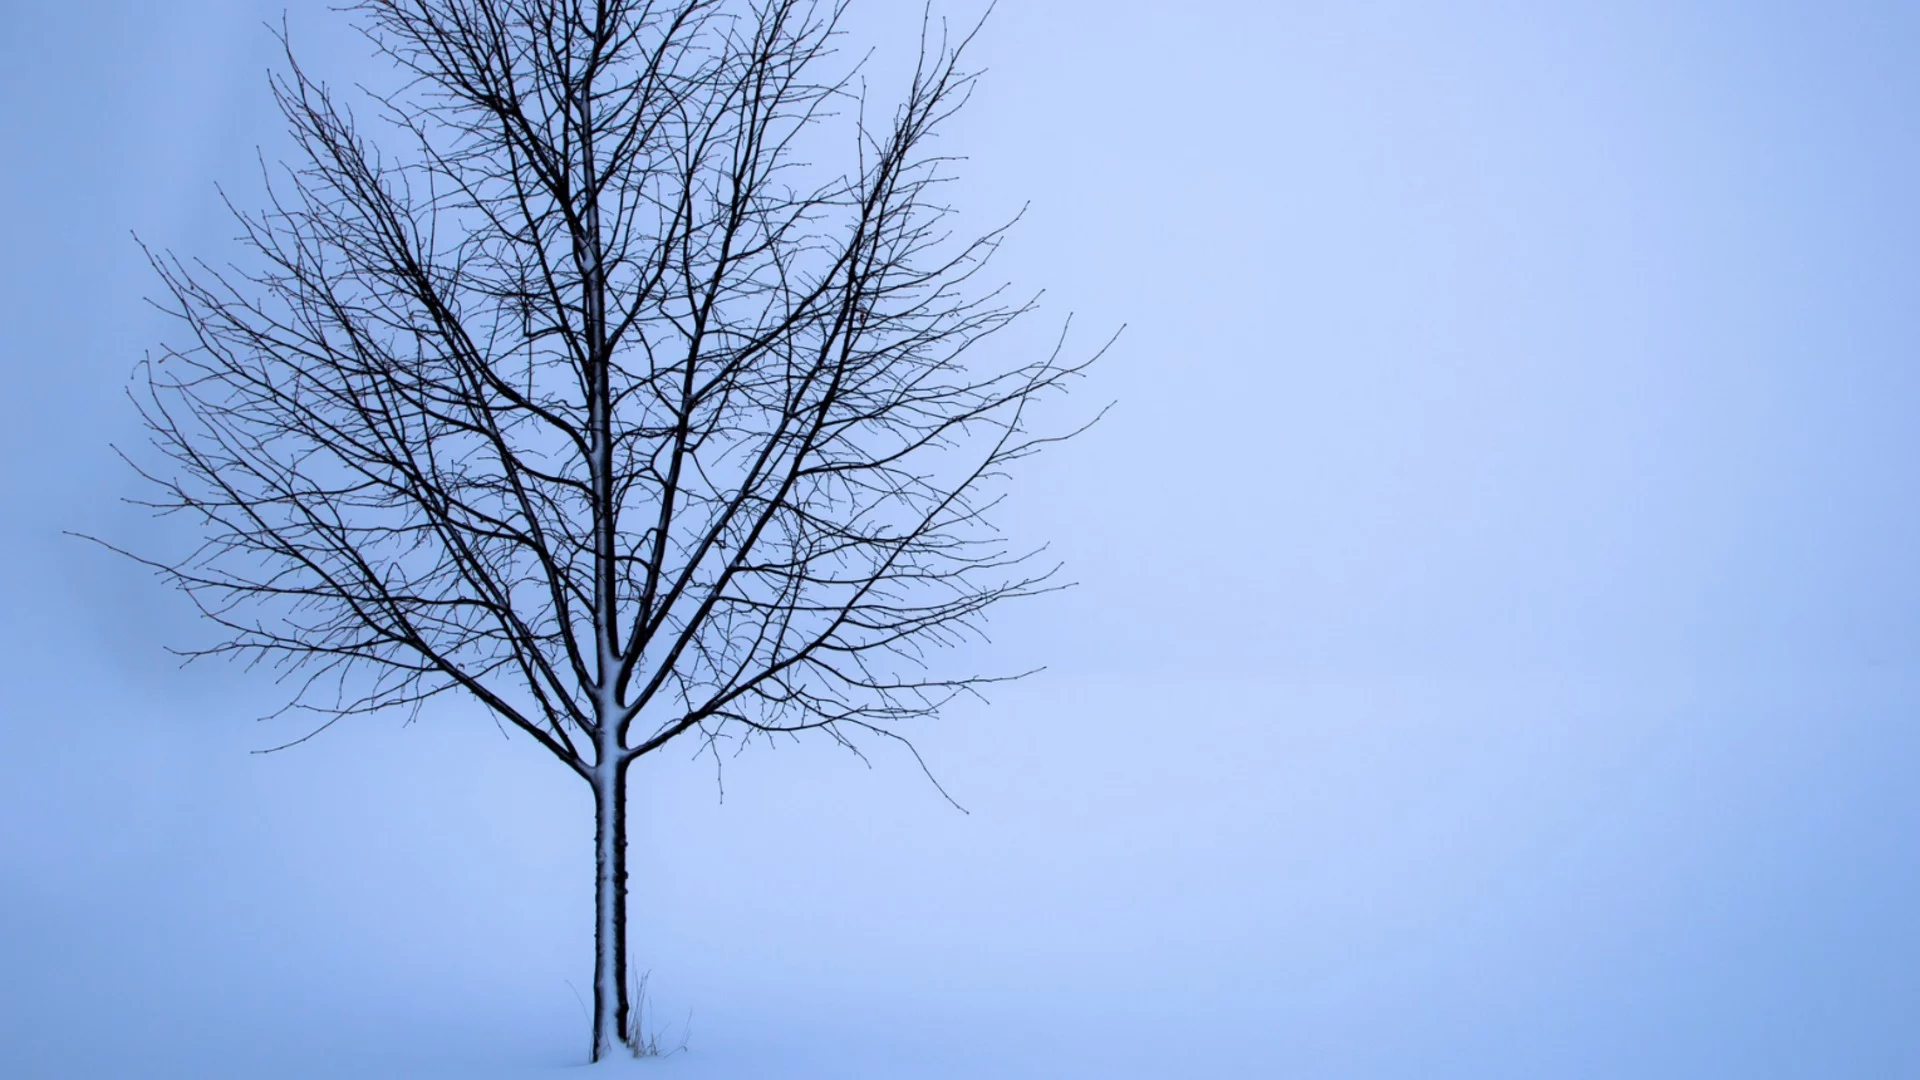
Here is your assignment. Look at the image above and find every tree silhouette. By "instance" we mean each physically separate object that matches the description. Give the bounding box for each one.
[110,0,1100,1059]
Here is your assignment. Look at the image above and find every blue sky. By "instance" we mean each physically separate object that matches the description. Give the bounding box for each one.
[4,2,1919,1076]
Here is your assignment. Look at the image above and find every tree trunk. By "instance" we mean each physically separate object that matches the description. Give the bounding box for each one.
[591,760,630,1060]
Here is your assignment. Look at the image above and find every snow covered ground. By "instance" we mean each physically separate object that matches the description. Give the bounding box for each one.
[7,672,1920,1078]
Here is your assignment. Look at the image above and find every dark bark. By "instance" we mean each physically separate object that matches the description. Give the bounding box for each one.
[592,758,630,1059]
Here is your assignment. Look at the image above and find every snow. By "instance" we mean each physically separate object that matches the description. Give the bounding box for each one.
[10,0,1920,1076]
[7,673,1920,1077]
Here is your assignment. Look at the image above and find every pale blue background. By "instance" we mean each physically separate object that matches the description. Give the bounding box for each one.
[4,2,1919,1076]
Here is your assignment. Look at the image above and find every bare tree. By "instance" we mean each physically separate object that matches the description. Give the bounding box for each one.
[107,0,1099,1062]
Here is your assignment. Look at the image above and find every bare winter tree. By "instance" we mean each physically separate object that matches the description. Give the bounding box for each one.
[109,0,1099,1061]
